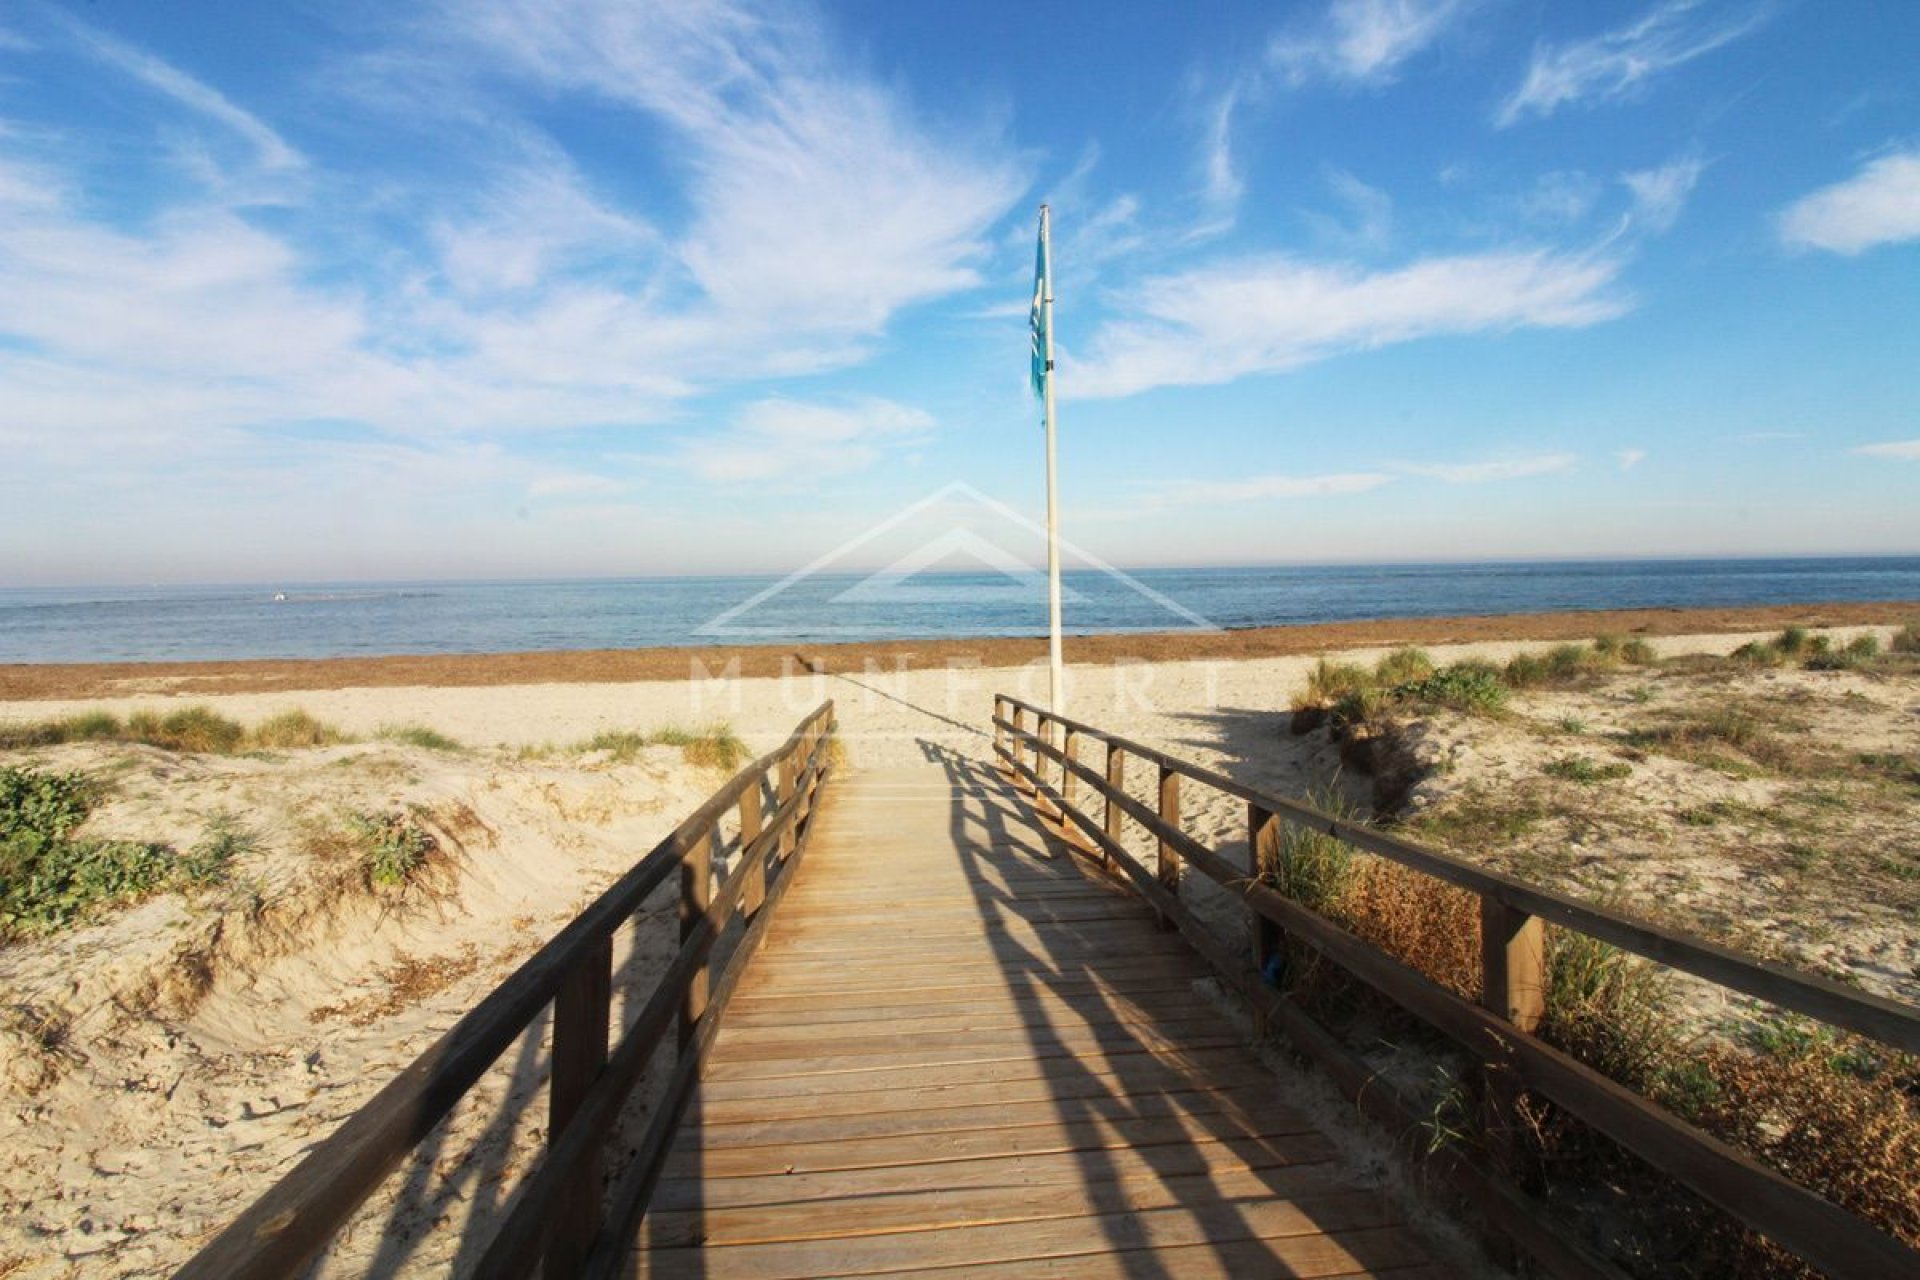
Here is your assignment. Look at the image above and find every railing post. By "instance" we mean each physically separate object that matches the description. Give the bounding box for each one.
[776,756,797,861]
[547,933,612,1278]
[1011,706,1029,784]
[1102,744,1124,870]
[1062,728,1079,811]
[1247,802,1283,1034]
[1480,896,1545,1176]
[739,779,765,918]
[994,696,1006,759]
[679,827,713,1051]
[1156,764,1181,930]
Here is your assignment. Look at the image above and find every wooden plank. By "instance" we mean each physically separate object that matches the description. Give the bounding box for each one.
[855,1229,1446,1280]
[648,1132,1342,1215]
[662,1101,1323,1181]
[641,1161,1354,1249]
[721,981,1212,1026]
[689,1041,1269,1105]
[692,1056,1279,1127]
[683,1082,1302,1152]
[631,1192,1404,1279]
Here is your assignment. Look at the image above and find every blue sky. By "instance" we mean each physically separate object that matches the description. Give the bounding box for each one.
[1,0,1916,585]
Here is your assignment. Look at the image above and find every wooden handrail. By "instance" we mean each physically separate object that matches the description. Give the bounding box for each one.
[175,702,836,1280]
[994,693,1920,1055]
[993,693,1920,1280]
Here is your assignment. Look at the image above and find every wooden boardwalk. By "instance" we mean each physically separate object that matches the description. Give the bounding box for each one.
[631,753,1449,1279]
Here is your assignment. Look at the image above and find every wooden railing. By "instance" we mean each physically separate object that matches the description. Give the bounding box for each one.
[176,701,836,1280]
[993,693,1920,1280]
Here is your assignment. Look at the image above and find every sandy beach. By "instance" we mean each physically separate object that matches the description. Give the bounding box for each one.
[1,603,1916,1276]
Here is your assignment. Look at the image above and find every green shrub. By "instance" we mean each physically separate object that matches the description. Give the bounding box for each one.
[654,725,750,771]
[349,811,437,889]
[1405,663,1509,715]
[1893,624,1920,655]
[1776,626,1810,655]
[0,766,176,937]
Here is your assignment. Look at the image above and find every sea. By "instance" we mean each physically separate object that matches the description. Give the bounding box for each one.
[2,557,1918,665]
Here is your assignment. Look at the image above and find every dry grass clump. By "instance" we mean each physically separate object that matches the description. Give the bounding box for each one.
[1259,788,1480,998]
[252,710,342,749]
[311,945,481,1026]
[0,705,348,754]
[1624,707,1803,775]
[377,724,463,751]
[579,723,749,770]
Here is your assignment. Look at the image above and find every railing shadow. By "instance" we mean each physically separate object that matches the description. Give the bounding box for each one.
[914,737,1414,1276]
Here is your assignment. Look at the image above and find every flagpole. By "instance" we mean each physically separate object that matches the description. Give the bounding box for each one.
[1039,204,1064,721]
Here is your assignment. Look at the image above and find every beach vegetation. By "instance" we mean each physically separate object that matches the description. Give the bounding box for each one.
[179,812,258,887]
[0,706,352,754]
[1373,647,1435,685]
[1260,788,1920,1274]
[0,765,178,938]
[378,724,464,752]
[252,710,344,749]
[1543,755,1632,784]
[1893,623,1920,655]
[578,724,749,771]
[1403,663,1509,715]
[348,810,439,890]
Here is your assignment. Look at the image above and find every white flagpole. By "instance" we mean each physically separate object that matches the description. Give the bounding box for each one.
[1039,205,1064,721]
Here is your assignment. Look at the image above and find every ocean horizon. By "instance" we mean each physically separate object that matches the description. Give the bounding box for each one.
[3,555,1919,665]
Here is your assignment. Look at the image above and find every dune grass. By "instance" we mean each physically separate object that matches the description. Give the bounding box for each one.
[0,706,350,755]
[377,724,464,752]
[578,723,749,771]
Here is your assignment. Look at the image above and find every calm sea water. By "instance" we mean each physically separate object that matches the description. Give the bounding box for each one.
[2,558,1918,664]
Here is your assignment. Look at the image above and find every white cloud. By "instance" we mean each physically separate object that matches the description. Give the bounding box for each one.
[1497,2,1771,127]
[1304,170,1395,252]
[1521,170,1604,225]
[449,0,1024,334]
[1852,439,1920,461]
[1398,453,1579,483]
[1623,156,1705,233]
[1201,88,1244,218]
[54,13,301,171]
[1071,249,1627,399]
[1617,447,1647,470]
[670,397,934,484]
[1271,0,1478,86]
[1158,472,1395,506]
[1778,150,1920,255]
[0,24,33,52]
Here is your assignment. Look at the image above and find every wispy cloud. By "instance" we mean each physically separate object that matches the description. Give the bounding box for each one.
[1852,439,1920,461]
[449,0,1025,334]
[1617,447,1648,470]
[1778,149,1920,255]
[1071,250,1627,399]
[53,12,302,171]
[1623,155,1706,233]
[669,397,934,484]
[1398,453,1579,483]
[1155,472,1395,506]
[1271,0,1479,86]
[1497,1,1771,127]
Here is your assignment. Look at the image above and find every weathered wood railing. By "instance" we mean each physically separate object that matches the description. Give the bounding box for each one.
[993,692,1920,1280]
[176,701,836,1280]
